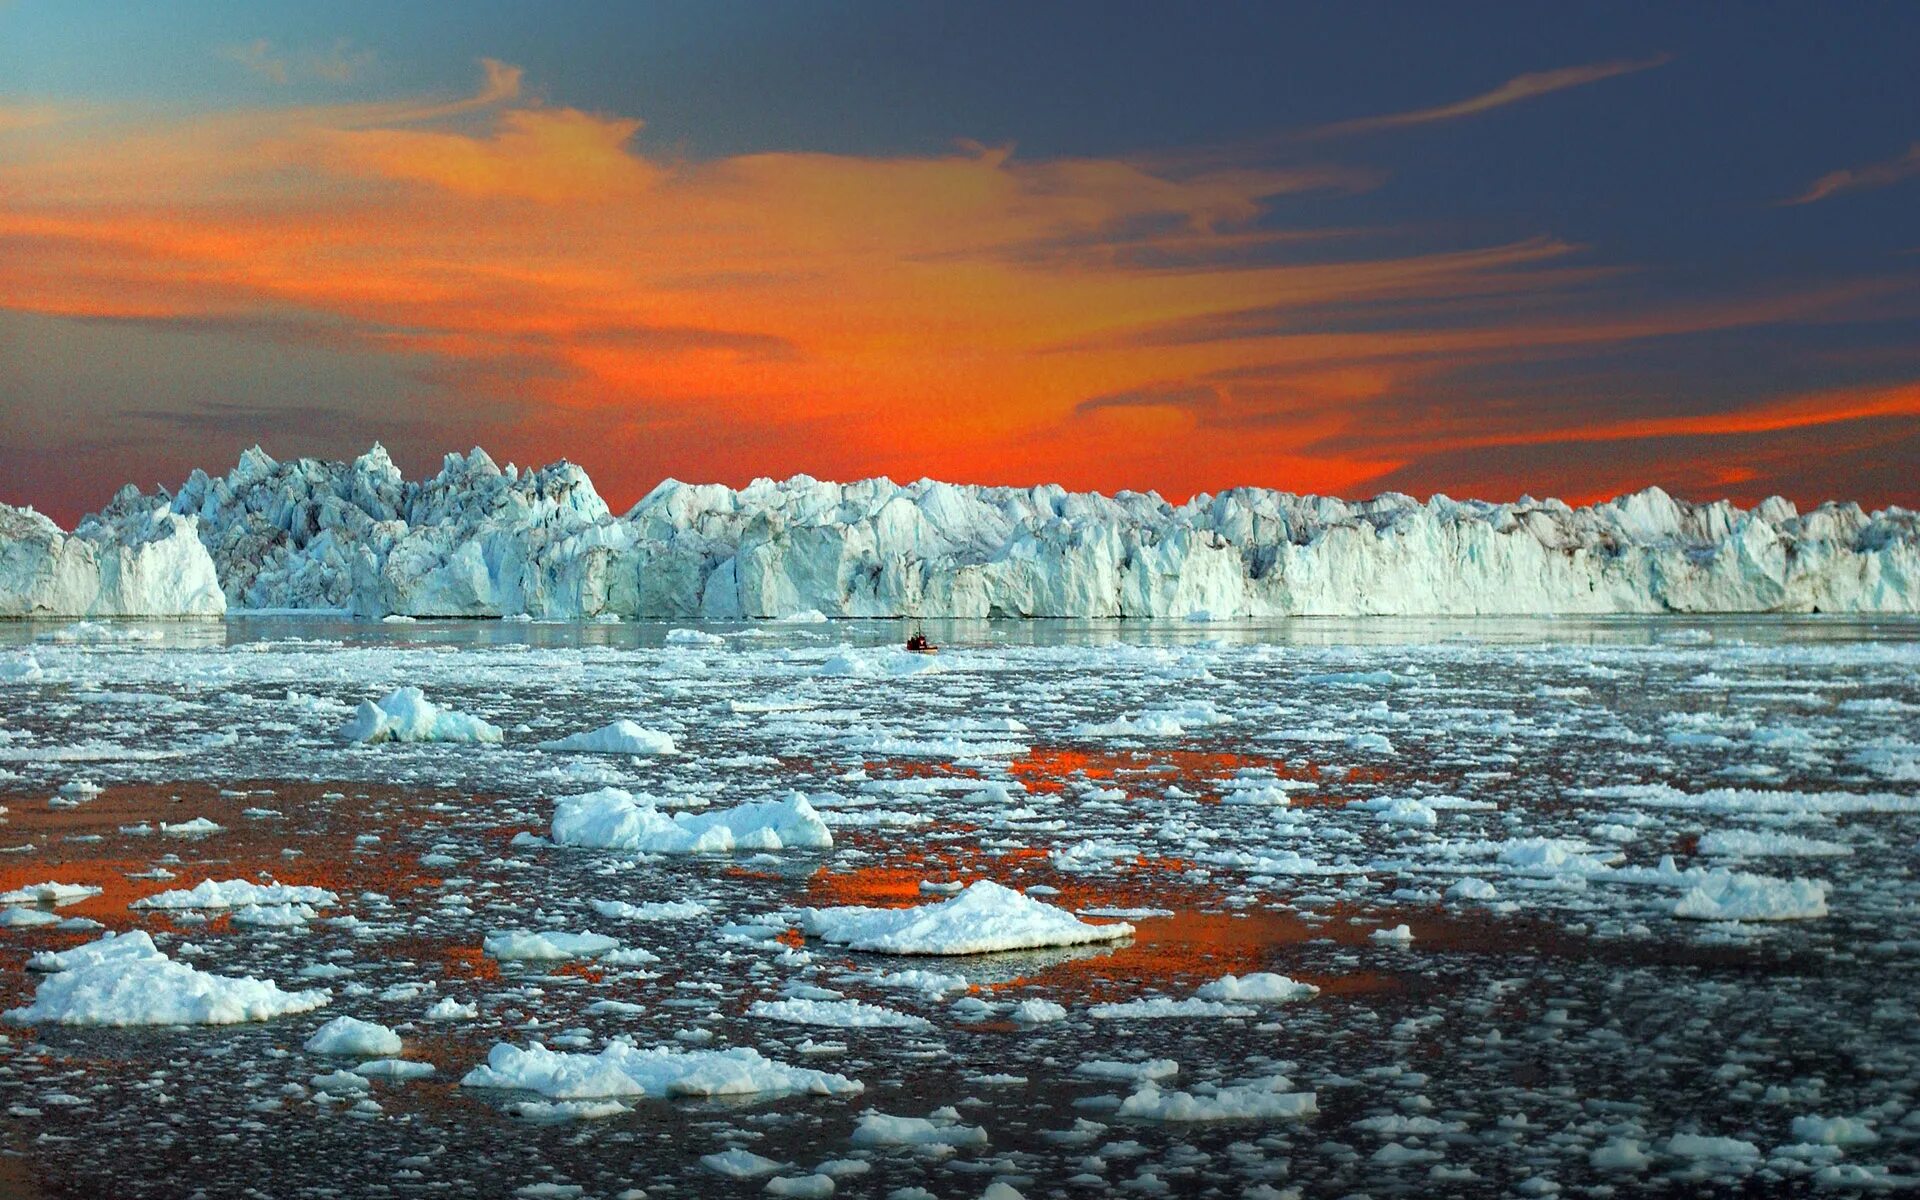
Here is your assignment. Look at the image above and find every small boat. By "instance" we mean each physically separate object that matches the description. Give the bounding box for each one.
[905,632,938,654]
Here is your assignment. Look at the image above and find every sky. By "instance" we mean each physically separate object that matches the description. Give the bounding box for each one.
[2,2,1917,525]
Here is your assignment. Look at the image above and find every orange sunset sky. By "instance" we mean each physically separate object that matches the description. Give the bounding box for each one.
[2,4,1917,524]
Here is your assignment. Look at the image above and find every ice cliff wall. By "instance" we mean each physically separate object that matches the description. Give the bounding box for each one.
[4,443,1917,618]
[0,489,225,617]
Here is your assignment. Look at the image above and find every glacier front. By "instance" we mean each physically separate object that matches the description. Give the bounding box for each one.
[3,443,1917,618]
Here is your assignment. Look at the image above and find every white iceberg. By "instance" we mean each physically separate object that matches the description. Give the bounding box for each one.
[5,930,329,1026]
[551,789,830,854]
[1193,973,1320,1003]
[536,720,677,755]
[797,881,1134,956]
[460,1041,862,1099]
[15,445,1914,619]
[483,930,622,961]
[0,881,102,905]
[1673,871,1830,921]
[340,687,501,744]
[132,879,339,911]
[305,1015,403,1056]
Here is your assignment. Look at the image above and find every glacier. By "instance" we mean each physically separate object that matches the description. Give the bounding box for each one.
[3,442,1917,618]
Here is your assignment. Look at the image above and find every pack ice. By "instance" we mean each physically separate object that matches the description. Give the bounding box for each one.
[6,442,1917,617]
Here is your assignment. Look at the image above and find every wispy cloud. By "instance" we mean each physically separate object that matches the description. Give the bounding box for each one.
[0,56,1910,512]
[1783,141,1920,205]
[217,38,376,87]
[1302,55,1671,140]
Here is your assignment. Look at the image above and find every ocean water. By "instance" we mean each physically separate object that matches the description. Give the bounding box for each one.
[0,616,1915,1196]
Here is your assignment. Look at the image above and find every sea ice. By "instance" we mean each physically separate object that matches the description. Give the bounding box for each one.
[340,687,502,745]
[798,881,1134,955]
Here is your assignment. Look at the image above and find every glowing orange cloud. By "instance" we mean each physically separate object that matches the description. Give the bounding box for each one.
[1301,54,1671,139]
[0,60,1912,513]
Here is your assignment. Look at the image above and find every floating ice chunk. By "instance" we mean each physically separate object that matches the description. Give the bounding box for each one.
[1089,997,1256,1019]
[765,1174,836,1198]
[5,931,329,1026]
[701,1150,785,1179]
[1446,877,1499,901]
[424,997,478,1021]
[552,789,831,854]
[1010,998,1067,1024]
[340,687,501,745]
[0,653,44,682]
[460,1041,862,1100]
[665,628,726,647]
[536,721,677,755]
[305,1016,403,1056]
[230,903,316,927]
[1115,1076,1317,1122]
[0,881,101,905]
[1074,1059,1180,1083]
[1362,797,1438,828]
[483,930,621,961]
[1590,1137,1651,1172]
[132,879,339,910]
[1789,1115,1879,1146]
[26,929,165,973]
[160,818,224,837]
[592,898,710,921]
[1673,871,1829,922]
[848,1110,989,1148]
[1497,837,1615,874]
[1193,973,1319,1003]
[0,908,61,927]
[1661,1133,1761,1161]
[1369,924,1415,945]
[1073,702,1228,738]
[746,998,932,1031]
[798,881,1132,956]
[1697,830,1850,859]
[356,1059,436,1080]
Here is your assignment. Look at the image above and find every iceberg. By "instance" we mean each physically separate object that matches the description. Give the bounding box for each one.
[340,687,502,744]
[5,930,330,1026]
[460,1041,862,1100]
[535,720,677,755]
[550,788,831,854]
[797,880,1135,955]
[8,444,1919,619]
[1,491,224,617]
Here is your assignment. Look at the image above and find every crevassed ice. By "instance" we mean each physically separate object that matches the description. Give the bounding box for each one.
[6,444,1916,618]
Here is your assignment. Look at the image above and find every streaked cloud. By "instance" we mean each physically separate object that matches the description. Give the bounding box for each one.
[1303,55,1670,140]
[1784,141,1920,205]
[0,57,1910,516]
[217,38,377,86]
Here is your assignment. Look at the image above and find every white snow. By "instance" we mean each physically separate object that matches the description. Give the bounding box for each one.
[460,1041,862,1099]
[551,789,830,854]
[340,687,502,744]
[797,881,1134,955]
[536,720,677,755]
[5,930,329,1026]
